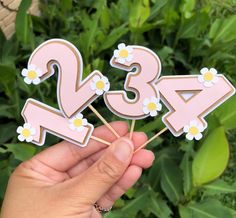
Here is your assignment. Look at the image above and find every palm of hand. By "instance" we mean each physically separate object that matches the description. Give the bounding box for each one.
[1,122,154,218]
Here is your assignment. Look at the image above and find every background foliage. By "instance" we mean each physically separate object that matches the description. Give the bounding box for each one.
[0,0,236,217]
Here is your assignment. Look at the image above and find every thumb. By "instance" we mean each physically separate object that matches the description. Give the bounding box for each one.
[69,137,134,204]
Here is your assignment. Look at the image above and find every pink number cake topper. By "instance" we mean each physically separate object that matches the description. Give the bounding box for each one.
[16,39,236,150]
[156,68,235,140]
[104,43,162,120]
[17,39,110,147]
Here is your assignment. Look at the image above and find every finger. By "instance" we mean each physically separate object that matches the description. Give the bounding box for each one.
[30,121,128,172]
[131,149,155,168]
[126,132,148,149]
[64,137,134,204]
[97,165,142,208]
[67,132,153,177]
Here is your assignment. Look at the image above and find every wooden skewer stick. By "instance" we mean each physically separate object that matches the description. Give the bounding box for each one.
[88,105,120,138]
[129,120,136,139]
[90,136,111,146]
[134,127,168,153]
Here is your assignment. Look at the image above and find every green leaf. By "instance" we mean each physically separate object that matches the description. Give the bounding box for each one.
[138,116,165,132]
[180,152,193,196]
[3,143,36,161]
[160,157,183,204]
[0,122,17,144]
[177,11,209,39]
[192,127,229,187]
[98,24,128,52]
[148,194,172,218]
[0,64,16,85]
[129,0,150,28]
[149,0,169,21]
[214,95,236,130]
[15,0,33,45]
[0,167,11,199]
[203,179,236,196]
[179,199,236,218]
[209,15,236,43]
[180,0,196,18]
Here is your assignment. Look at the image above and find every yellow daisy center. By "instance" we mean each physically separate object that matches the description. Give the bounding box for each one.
[22,129,31,138]
[189,126,199,135]
[119,49,129,58]
[96,81,105,90]
[203,72,213,81]
[147,102,157,111]
[73,119,83,127]
[27,70,37,80]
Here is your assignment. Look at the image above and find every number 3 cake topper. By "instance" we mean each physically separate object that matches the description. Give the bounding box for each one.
[17,39,235,150]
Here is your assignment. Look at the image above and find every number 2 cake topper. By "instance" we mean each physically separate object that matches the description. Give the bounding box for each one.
[17,39,235,150]
[17,39,116,147]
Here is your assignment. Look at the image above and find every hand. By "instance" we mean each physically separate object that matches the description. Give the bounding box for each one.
[1,121,154,218]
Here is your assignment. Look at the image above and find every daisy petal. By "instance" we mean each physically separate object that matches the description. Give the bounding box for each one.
[96,89,104,95]
[101,76,109,83]
[195,133,202,140]
[157,103,162,111]
[117,58,125,64]
[183,125,190,133]
[126,55,133,62]
[18,135,25,142]
[76,113,83,119]
[210,68,217,75]
[93,75,100,82]
[126,46,133,53]
[24,123,31,129]
[90,82,96,90]
[200,67,208,74]
[16,126,23,133]
[26,136,33,142]
[118,43,126,49]
[24,77,32,84]
[33,78,40,85]
[28,65,36,71]
[21,69,28,76]
[143,107,149,114]
[143,98,150,106]
[30,128,36,135]
[150,110,158,117]
[186,133,194,140]
[198,75,204,82]
[69,124,76,130]
[82,119,88,125]
[212,76,218,83]
[114,50,119,57]
[204,81,213,87]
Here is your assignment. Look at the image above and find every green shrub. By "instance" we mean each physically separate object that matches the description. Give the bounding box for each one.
[0,0,236,217]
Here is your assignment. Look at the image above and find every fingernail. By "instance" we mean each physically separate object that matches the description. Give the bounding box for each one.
[112,138,134,162]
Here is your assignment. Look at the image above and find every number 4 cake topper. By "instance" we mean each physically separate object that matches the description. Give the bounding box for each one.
[17,39,235,151]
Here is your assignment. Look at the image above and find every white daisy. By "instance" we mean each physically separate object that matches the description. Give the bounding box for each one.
[198,67,219,87]
[114,43,133,64]
[183,120,205,140]
[90,75,110,95]
[143,97,162,117]
[21,64,42,85]
[69,113,88,132]
[16,123,36,142]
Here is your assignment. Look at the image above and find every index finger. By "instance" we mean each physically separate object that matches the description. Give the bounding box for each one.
[30,121,128,172]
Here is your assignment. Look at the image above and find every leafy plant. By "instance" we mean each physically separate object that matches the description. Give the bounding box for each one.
[0,0,236,217]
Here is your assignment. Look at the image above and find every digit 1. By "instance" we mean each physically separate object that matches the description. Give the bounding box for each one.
[22,99,93,147]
